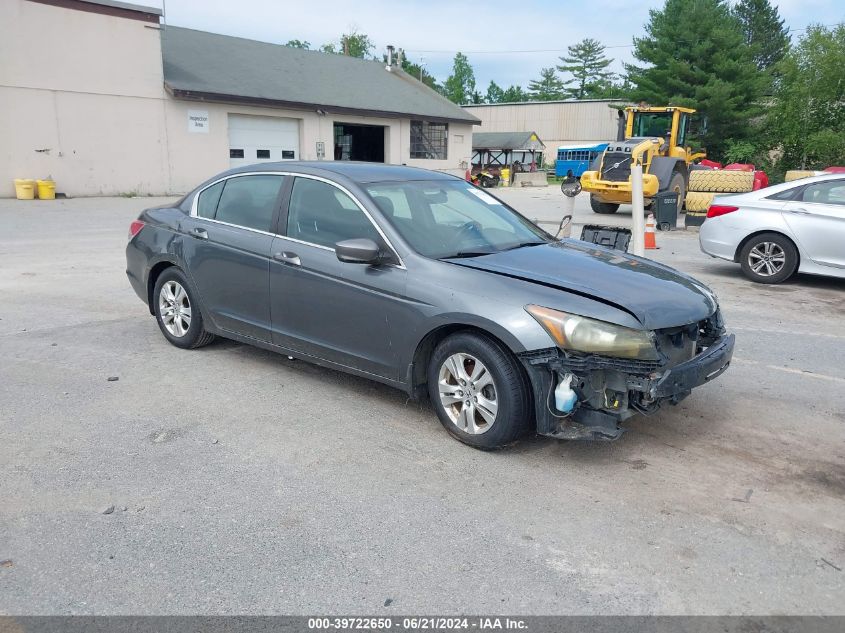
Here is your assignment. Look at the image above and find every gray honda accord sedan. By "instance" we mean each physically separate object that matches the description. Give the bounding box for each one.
[126,162,734,449]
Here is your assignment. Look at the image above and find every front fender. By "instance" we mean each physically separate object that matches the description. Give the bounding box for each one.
[649,156,686,189]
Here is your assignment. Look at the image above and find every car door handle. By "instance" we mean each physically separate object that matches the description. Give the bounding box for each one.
[789,208,810,215]
[273,251,301,266]
[190,228,209,239]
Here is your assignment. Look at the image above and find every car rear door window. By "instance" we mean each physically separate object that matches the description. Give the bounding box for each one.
[214,175,284,232]
[286,177,380,249]
[801,181,845,207]
[196,180,224,219]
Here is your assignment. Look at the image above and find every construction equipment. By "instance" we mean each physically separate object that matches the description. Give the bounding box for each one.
[581,106,705,215]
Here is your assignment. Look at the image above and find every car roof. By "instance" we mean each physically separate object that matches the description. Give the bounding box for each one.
[225,161,460,184]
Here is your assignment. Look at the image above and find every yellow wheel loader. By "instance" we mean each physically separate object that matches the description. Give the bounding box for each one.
[580,106,706,214]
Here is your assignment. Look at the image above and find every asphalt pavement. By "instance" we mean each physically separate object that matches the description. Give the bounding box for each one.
[1,189,843,615]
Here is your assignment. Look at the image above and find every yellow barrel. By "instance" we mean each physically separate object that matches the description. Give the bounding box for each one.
[36,179,56,200]
[14,179,36,200]
[501,168,510,187]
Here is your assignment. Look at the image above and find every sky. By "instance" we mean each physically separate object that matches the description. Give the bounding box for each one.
[152,0,845,90]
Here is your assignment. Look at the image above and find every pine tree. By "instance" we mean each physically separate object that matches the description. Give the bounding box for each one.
[626,0,764,157]
[500,85,528,103]
[733,0,790,71]
[557,38,613,99]
[527,68,566,101]
[443,52,476,104]
[485,81,505,103]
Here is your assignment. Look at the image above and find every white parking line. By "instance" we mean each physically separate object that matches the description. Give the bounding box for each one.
[733,357,845,384]
[731,326,845,341]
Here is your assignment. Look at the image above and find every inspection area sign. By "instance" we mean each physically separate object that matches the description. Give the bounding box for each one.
[187,110,209,133]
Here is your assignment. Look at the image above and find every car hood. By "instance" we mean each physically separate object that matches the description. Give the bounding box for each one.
[444,240,717,329]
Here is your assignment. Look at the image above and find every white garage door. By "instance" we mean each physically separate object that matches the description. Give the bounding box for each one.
[227,114,300,168]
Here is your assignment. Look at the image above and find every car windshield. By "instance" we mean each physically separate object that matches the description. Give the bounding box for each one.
[365,180,551,259]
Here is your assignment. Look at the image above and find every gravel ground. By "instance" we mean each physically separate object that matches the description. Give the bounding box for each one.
[1,190,843,615]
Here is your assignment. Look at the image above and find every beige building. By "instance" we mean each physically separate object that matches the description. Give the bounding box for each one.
[463,100,624,166]
[0,0,478,197]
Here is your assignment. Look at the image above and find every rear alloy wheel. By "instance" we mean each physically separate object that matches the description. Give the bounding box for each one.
[153,268,215,349]
[739,233,798,284]
[428,332,530,449]
[590,196,619,215]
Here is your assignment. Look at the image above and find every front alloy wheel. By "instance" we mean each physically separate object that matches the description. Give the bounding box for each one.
[427,332,531,449]
[438,353,498,434]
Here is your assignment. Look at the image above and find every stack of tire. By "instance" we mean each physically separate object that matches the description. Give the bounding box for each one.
[785,166,845,181]
[684,164,760,227]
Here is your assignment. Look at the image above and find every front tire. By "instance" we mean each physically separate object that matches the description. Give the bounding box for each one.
[153,268,215,349]
[667,171,686,214]
[590,196,619,214]
[739,233,798,284]
[427,332,531,449]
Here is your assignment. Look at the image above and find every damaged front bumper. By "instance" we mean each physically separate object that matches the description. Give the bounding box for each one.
[519,334,735,441]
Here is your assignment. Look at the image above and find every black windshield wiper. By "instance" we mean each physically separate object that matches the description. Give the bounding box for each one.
[501,241,547,251]
[440,250,495,259]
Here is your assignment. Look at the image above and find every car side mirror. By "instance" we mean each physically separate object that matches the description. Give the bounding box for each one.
[335,238,382,264]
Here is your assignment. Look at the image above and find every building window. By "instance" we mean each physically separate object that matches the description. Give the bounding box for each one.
[410,121,448,160]
[229,149,244,159]
[256,149,270,159]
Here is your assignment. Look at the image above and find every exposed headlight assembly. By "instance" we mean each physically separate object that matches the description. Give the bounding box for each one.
[525,305,658,360]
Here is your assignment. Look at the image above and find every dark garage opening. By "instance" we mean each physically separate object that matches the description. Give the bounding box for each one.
[334,123,386,162]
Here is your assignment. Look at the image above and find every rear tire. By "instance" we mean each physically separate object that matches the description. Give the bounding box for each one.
[739,233,799,284]
[590,196,619,214]
[427,332,531,449]
[153,268,215,349]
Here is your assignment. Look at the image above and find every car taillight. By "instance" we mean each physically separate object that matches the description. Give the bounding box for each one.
[128,220,145,240]
[706,205,739,219]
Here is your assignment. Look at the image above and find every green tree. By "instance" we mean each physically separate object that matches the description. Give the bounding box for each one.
[733,0,790,72]
[626,0,764,158]
[284,39,311,49]
[527,67,566,101]
[443,52,476,104]
[766,25,845,170]
[500,85,528,103]
[485,80,505,103]
[557,38,613,99]
[321,30,375,58]
[590,74,632,99]
[400,58,439,91]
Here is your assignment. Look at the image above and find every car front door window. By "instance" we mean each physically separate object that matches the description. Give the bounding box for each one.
[286,177,380,248]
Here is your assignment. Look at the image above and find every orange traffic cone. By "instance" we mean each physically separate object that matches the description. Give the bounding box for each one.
[645,213,658,249]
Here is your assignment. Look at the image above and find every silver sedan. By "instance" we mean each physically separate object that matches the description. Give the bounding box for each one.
[699,174,845,283]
